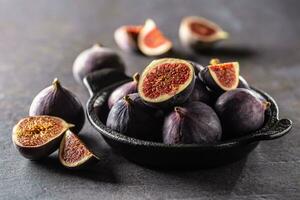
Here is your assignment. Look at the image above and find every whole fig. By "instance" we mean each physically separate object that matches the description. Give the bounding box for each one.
[163,102,222,144]
[108,73,139,109]
[106,94,161,141]
[188,76,216,105]
[73,44,125,84]
[29,78,85,133]
[215,88,269,137]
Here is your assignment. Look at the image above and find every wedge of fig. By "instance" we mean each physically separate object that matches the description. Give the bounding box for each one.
[108,73,139,109]
[12,115,72,160]
[138,19,172,56]
[114,25,142,52]
[179,16,228,50]
[138,58,195,108]
[59,131,99,169]
[201,60,239,93]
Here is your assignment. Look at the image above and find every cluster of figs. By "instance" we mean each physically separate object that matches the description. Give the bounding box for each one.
[106,58,270,144]
[11,15,268,169]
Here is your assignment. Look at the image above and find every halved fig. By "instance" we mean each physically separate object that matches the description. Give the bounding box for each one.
[138,58,195,108]
[201,59,239,93]
[12,115,72,160]
[179,16,228,50]
[59,131,99,169]
[138,19,172,56]
[114,25,143,52]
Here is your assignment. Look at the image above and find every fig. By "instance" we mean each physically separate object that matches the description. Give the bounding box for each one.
[114,25,142,52]
[163,102,222,144]
[29,78,85,133]
[72,44,126,84]
[108,73,140,109]
[59,130,99,169]
[106,95,160,141]
[179,16,228,50]
[138,19,172,56]
[12,115,72,160]
[215,88,270,137]
[138,58,195,108]
[188,76,215,105]
[200,59,239,93]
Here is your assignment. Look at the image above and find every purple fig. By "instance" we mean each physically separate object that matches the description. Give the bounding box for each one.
[108,73,140,109]
[29,78,85,133]
[188,76,216,105]
[72,44,126,84]
[215,88,270,137]
[163,102,222,144]
[106,94,160,141]
[114,25,142,52]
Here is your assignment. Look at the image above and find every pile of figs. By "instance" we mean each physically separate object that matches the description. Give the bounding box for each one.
[106,58,270,144]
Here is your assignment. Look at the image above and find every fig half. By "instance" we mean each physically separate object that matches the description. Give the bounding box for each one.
[201,59,239,93]
[59,131,99,169]
[138,58,195,108]
[114,25,142,52]
[138,19,172,56]
[12,115,72,160]
[179,16,228,50]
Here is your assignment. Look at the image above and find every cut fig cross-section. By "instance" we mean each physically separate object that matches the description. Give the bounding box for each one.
[179,16,228,50]
[138,19,172,56]
[12,115,72,160]
[59,131,99,169]
[138,58,195,108]
[114,25,143,52]
[201,59,239,93]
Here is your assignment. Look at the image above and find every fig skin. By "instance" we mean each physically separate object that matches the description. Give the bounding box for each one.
[138,58,195,108]
[215,88,269,137]
[73,44,126,84]
[12,116,72,160]
[59,130,99,169]
[188,76,216,105]
[114,25,142,52]
[138,19,172,56]
[179,16,229,51]
[29,78,85,133]
[108,73,140,109]
[163,102,222,144]
[106,95,161,141]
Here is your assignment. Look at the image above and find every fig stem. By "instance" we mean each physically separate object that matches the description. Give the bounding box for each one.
[52,78,61,89]
[174,106,186,117]
[123,95,133,104]
[133,73,140,83]
[263,101,271,110]
[210,58,220,65]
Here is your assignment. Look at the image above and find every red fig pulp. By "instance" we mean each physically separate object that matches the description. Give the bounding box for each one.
[114,25,142,52]
[29,78,85,133]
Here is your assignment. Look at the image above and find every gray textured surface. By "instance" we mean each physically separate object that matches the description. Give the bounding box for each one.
[0,0,299,199]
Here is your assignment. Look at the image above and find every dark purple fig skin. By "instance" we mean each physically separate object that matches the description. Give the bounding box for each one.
[238,76,250,89]
[108,74,139,109]
[189,61,204,74]
[29,79,85,133]
[188,76,216,105]
[215,88,266,137]
[106,95,161,142]
[73,44,125,84]
[163,102,222,144]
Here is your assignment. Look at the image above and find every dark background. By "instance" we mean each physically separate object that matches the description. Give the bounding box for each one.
[0,0,299,199]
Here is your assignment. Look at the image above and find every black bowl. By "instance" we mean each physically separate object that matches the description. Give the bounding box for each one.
[83,69,292,169]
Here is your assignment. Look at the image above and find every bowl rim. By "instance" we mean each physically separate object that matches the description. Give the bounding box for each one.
[86,80,288,150]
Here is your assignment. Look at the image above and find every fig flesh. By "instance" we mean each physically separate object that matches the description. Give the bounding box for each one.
[179,16,228,50]
[163,102,222,144]
[106,95,160,141]
[12,115,72,160]
[201,61,239,93]
[59,131,99,169]
[138,58,195,108]
[114,25,142,52]
[108,73,140,109]
[215,88,269,137]
[73,44,125,84]
[29,78,85,133]
[138,19,172,56]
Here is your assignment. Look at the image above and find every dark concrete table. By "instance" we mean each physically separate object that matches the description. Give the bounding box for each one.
[0,0,299,199]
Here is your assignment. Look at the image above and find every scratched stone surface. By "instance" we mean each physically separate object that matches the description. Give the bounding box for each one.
[0,0,299,199]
